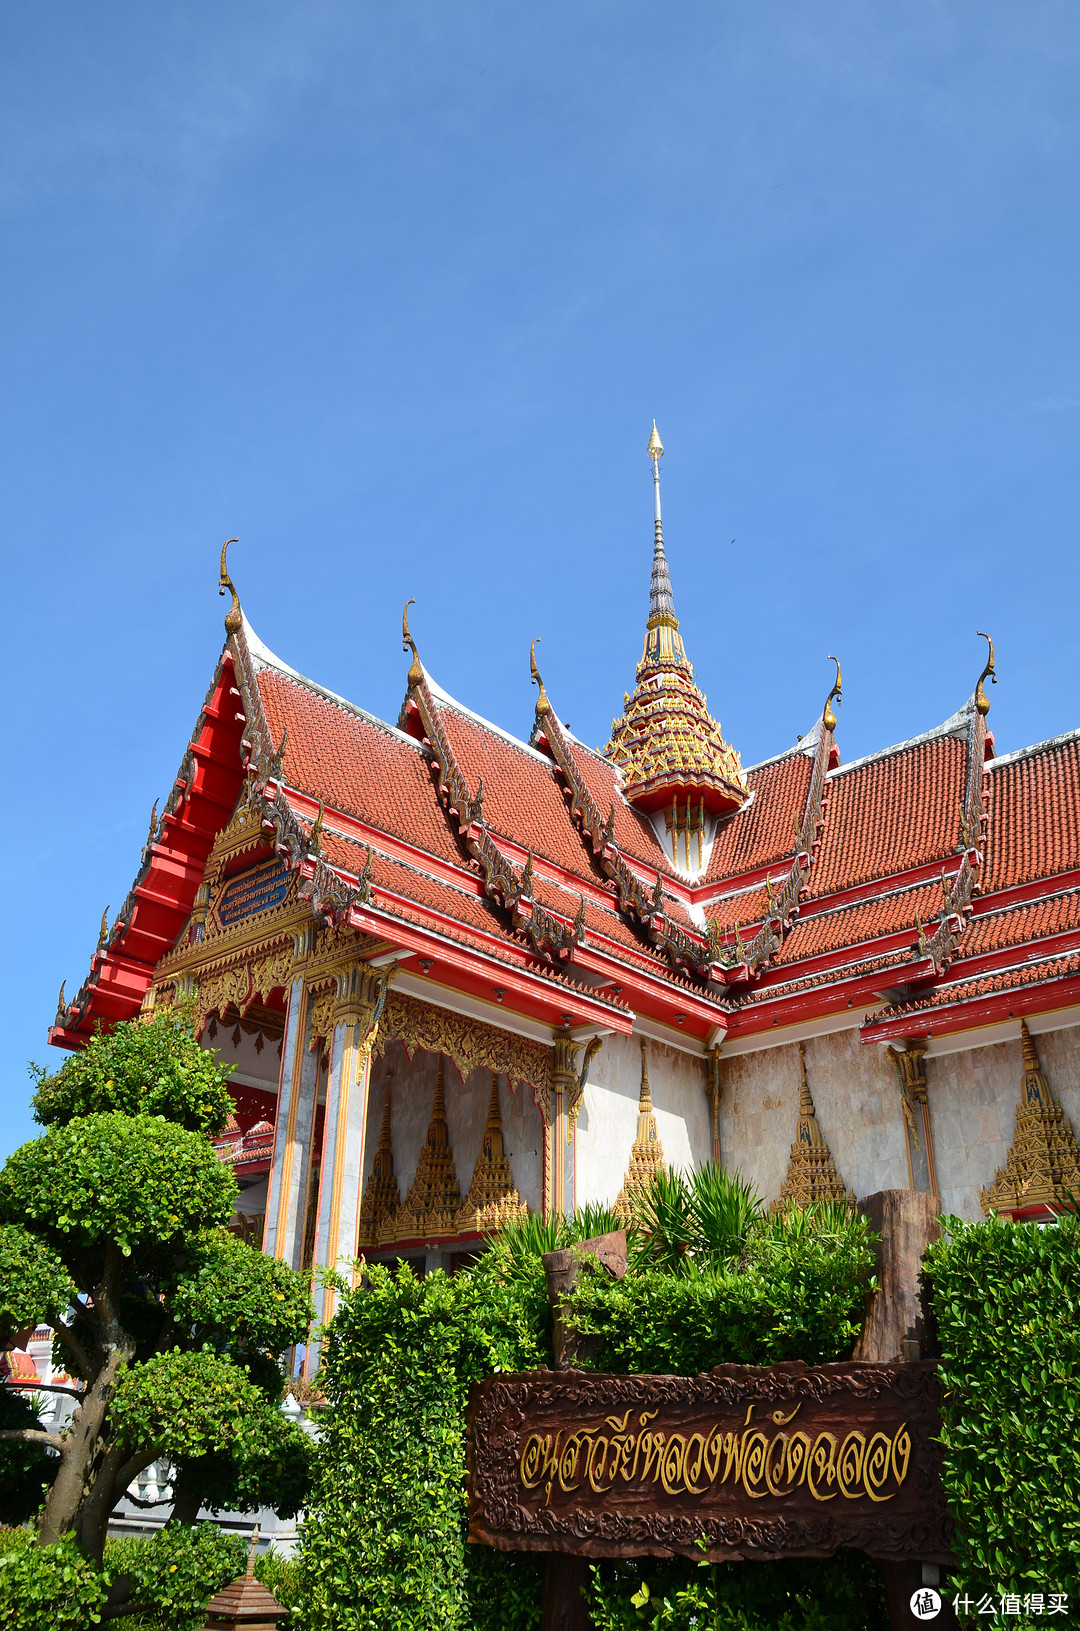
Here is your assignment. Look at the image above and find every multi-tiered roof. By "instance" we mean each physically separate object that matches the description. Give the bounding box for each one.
[51,444,1080,1069]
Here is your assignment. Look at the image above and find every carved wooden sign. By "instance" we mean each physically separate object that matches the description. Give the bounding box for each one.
[466,1360,953,1564]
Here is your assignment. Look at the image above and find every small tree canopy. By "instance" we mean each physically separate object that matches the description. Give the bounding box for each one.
[0,1113,236,1258]
[112,1348,282,1463]
[174,1406,315,1519]
[30,1009,233,1135]
[168,1228,313,1356]
[0,1224,74,1343]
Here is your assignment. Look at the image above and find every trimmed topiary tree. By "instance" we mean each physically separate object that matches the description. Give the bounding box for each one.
[0,1010,314,1620]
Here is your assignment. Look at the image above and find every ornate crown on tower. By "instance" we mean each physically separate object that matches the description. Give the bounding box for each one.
[603,424,746,866]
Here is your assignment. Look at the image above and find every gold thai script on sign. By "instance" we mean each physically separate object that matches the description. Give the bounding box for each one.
[519,1402,911,1506]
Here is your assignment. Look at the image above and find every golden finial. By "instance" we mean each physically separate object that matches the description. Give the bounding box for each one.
[974,631,996,717]
[402,599,424,688]
[647,420,664,461]
[55,981,66,1023]
[309,803,324,853]
[823,655,842,733]
[146,800,159,850]
[530,638,550,717]
[97,907,110,951]
[218,539,242,636]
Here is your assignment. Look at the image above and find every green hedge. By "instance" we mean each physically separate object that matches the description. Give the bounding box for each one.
[296,1202,880,1631]
[925,1212,1080,1620]
[294,1257,548,1631]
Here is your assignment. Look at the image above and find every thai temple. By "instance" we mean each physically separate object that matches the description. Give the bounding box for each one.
[50,426,1080,1320]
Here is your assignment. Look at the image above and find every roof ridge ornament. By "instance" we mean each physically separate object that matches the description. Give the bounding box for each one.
[218,538,242,636]
[974,631,996,717]
[402,599,424,688]
[530,638,551,717]
[823,655,842,733]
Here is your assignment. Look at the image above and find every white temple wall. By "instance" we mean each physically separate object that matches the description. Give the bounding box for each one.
[719,1020,1080,1223]
[574,1032,712,1210]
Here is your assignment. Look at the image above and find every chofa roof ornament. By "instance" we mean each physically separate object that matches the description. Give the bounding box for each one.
[218,538,242,636]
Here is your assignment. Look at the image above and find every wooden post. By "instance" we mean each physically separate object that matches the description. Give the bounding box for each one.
[539,1230,628,1631]
[853,1191,955,1630]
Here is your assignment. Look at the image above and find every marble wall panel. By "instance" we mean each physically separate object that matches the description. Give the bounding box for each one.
[574,1032,712,1209]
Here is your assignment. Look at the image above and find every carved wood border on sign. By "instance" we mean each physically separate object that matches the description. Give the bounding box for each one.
[466,1360,953,1565]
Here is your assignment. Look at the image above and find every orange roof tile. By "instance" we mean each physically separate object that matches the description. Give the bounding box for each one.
[964,887,1080,958]
[255,667,462,867]
[810,736,968,896]
[870,949,1080,1023]
[984,734,1080,891]
[705,752,814,883]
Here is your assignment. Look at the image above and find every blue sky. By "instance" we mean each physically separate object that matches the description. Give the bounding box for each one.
[2,2,1077,1157]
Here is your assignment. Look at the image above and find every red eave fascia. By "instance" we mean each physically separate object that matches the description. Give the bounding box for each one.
[930,923,1080,987]
[568,945,727,1039]
[861,973,1080,1045]
[345,902,633,1033]
[725,959,937,1038]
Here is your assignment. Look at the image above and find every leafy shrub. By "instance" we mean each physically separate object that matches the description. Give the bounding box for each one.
[0,1391,54,1526]
[565,1201,875,1376]
[587,1551,887,1630]
[0,1112,235,1258]
[925,1213,1080,1614]
[0,1530,107,1629]
[106,1524,246,1631]
[629,1166,762,1274]
[0,1224,75,1343]
[30,1008,233,1136]
[295,1255,547,1631]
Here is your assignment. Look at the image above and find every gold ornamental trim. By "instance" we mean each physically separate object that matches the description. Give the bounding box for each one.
[378,990,552,1102]
[982,1022,1080,1215]
[774,1044,855,1212]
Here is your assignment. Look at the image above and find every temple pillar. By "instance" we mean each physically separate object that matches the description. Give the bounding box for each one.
[264,976,319,1267]
[311,963,390,1329]
[888,1041,938,1201]
[550,1035,581,1220]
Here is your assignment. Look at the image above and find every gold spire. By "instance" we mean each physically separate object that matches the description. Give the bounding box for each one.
[604,429,745,839]
[823,656,842,733]
[218,538,242,636]
[982,1022,1080,1215]
[357,1069,402,1250]
[457,1072,527,1235]
[614,1040,666,1223]
[402,599,424,688]
[396,1055,463,1241]
[974,631,996,717]
[774,1045,855,1211]
[97,906,110,951]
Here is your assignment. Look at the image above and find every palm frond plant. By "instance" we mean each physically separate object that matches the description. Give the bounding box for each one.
[629,1163,762,1275]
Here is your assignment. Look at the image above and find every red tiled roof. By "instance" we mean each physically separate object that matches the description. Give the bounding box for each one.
[770,882,942,965]
[964,887,1080,958]
[558,737,678,874]
[984,736,1080,891]
[255,668,463,867]
[869,949,1080,1023]
[431,698,602,884]
[810,737,968,896]
[705,753,814,883]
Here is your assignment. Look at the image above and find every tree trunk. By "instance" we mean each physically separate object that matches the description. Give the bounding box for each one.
[37,1342,134,1554]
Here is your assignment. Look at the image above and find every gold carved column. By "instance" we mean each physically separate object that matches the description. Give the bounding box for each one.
[887,1041,938,1200]
[550,1034,581,1220]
